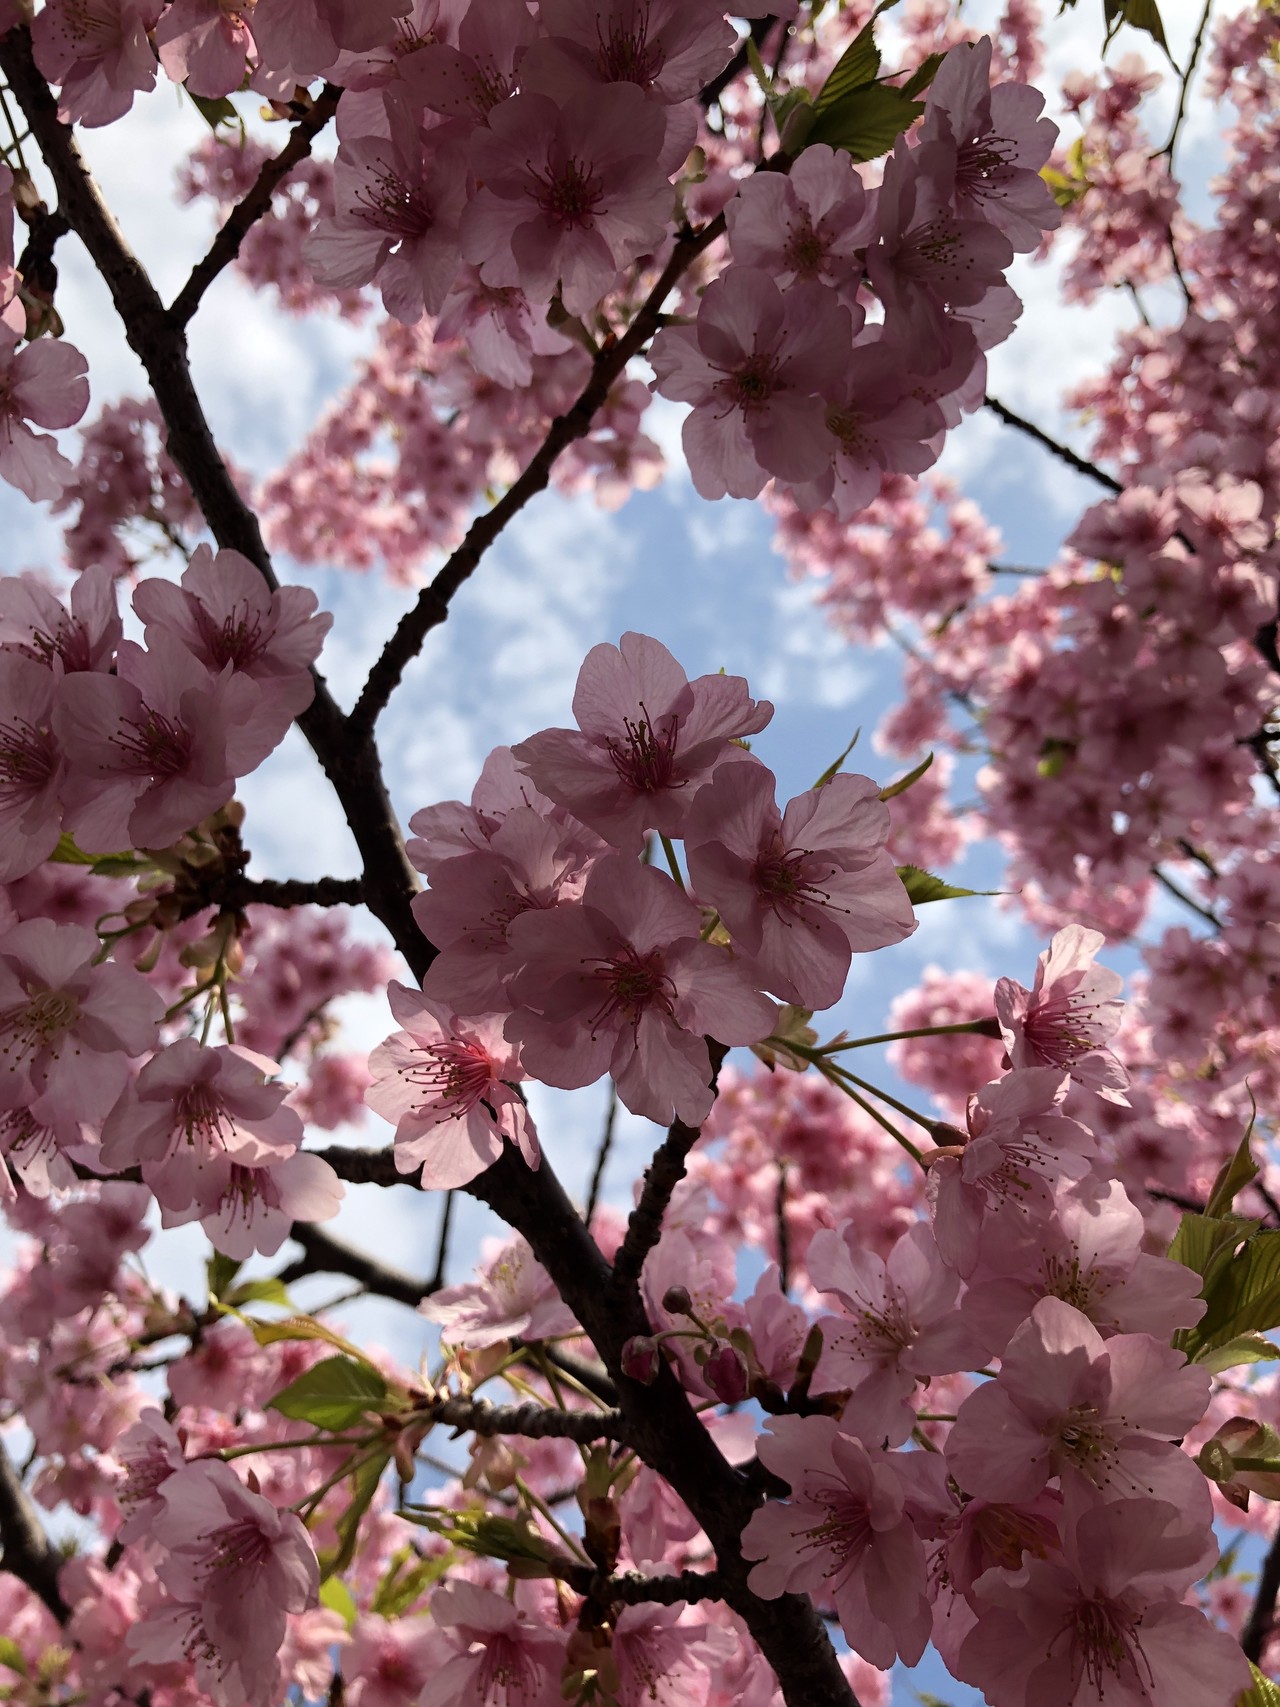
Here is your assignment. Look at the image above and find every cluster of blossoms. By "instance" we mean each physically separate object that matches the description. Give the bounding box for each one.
[369,630,916,1178]
[0,551,351,1241]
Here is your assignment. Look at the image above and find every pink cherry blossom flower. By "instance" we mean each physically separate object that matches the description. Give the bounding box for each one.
[866,138,1016,375]
[726,146,870,295]
[155,0,256,98]
[113,1409,187,1544]
[784,337,948,519]
[401,0,535,123]
[0,1105,84,1198]
[955,1497,1252,1707]
[422,1580,566,1707]
[406,742,581,869]
[152,1148,344,1259]
[0,655,67,882]
[434,269,569,388]
[99,1039,304,1174]
[0,326,90,501]
[31,0,162,127]
[535,0,735,105]
[346,1613,444,1707]
[946,1297,1212,1511]
[513,631,773,853]
[0,564,121,673]
[926,1067,1096,1274]
[420,1232,578,1348]
[960,1173,1205,1352]
[306,111,467,325]
[649,266,856,500]
[414,804,602,1014]
[366,981,538,1187]
[132,544,332,723]
[920,36,1062,253]
[742,1414,933,1669]
[250,0,411,77]
[54,636,283,852]
[611,1600,736,1706]
[995,923,1130,1104]
[685,761,917,1010]
[132,1459,319,1707]
[461,86,672,316]
[505,855,775,1127]
[0,917,163,1126]
[809,1221,990,1445]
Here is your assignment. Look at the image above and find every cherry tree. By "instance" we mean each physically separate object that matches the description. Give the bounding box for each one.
[0,2,1276,1705]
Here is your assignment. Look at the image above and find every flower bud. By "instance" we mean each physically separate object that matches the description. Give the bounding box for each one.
[621,1335,660,1384]
[662,1285,693,1316]
[703,1341,749,1405]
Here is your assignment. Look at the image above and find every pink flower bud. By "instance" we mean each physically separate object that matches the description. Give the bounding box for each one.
[621,1335,661,1384]
[703,1341,749,1405]
[662,1285,693,1316]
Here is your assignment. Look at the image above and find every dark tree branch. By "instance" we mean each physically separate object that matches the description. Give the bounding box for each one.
[0,1440,67,1622]
[1152,864,1222,928]
[347,212,729,735]
[983,393,1124,495]
[566,1566,724,1606]
[184,874,364,918]
[168,83,343,328]
[610,1044,727,1299]
[424,1394,625,1444]
[278,1222,434,1307]
[1243,1517,1280,1662]
[585,1083,619,1230]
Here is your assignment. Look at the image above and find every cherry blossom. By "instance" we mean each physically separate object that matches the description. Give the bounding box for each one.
[0,324,90,500]
[995,923,1131,1104]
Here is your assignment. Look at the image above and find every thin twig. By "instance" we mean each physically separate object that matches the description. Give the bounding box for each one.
[983,394,1124,495]
[1156,0,1213,164]
[169,84,342,327]
[775,1162,791,1295]
[430,1188,455,1291]
[585,1083,619,1229]
[277,1222,434,1307]
[1151,864,1221,929]
[348,216,729,735]
[610,1046,727,1299]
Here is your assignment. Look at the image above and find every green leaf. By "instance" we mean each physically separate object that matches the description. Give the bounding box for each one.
[269,1356,389,1431]
[401,1508,556,1568]
[225,1276,296,1312]
[187,91,240,131]
[90,853,149,877]
[371,1547,453,1619]
[49,833,96,866]
[813,728,861,789]
[1205,1092,1260,1219]
[896,866,997,905]
[1238,1665,1280,1707]
[1181,1229,1280,1365]
[807,82,925,161]
[1104,0,1168,51]
[812,7,885,113]
[1196,1333,1280,1375]
[319,1448,392,1582]
[880,752,933,801]
[0,1641,27,1679]
[206,1251,243,1303]
[251,1314,381,1367]
[318,1575,358,1629]
[900,51,946,101]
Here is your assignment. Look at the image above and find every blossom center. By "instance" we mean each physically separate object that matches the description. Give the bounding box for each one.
[1071,1597,1152,1696]
[599,21,662,86]
[0,716,56,792]
[783,215,829,278]
[112,707,194,778]
[405,1039,495,1112]
[533,159,604,230]
[590,945,676,1033]
[720,351,781,412]
[606,707,678,793]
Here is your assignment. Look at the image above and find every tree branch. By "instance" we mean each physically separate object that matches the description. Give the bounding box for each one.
[168,83,343,328]
[425,1394,626,1444]
[347,213,729,735]
[0,1439,67,1621]
[566,1566,724,1605]
[584,1083,619,1230]
[278,1221,434,1307]
[610,1044,726,1299]
[983,394,1124,495]
[1243,1516,1280,1662]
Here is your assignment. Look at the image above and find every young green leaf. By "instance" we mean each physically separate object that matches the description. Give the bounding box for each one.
[269,1355,390,1430]
[1239,1665,1280,1707]
[900,51,946,100]
[318,1448,393,1581]
[880,752,933,800]
[0,1639,28,1678]
[206,1251,243,1303]
[1204,1092,1260,1220]
[1196,1333,1280,1376]
[807,84,925,161]
[896,866,997,904]
[813,727,861,789]
[318,1575,358,1629]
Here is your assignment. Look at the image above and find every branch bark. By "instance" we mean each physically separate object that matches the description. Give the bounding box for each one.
[0,1440,67,1621]
[1242,1516,1280,1662]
